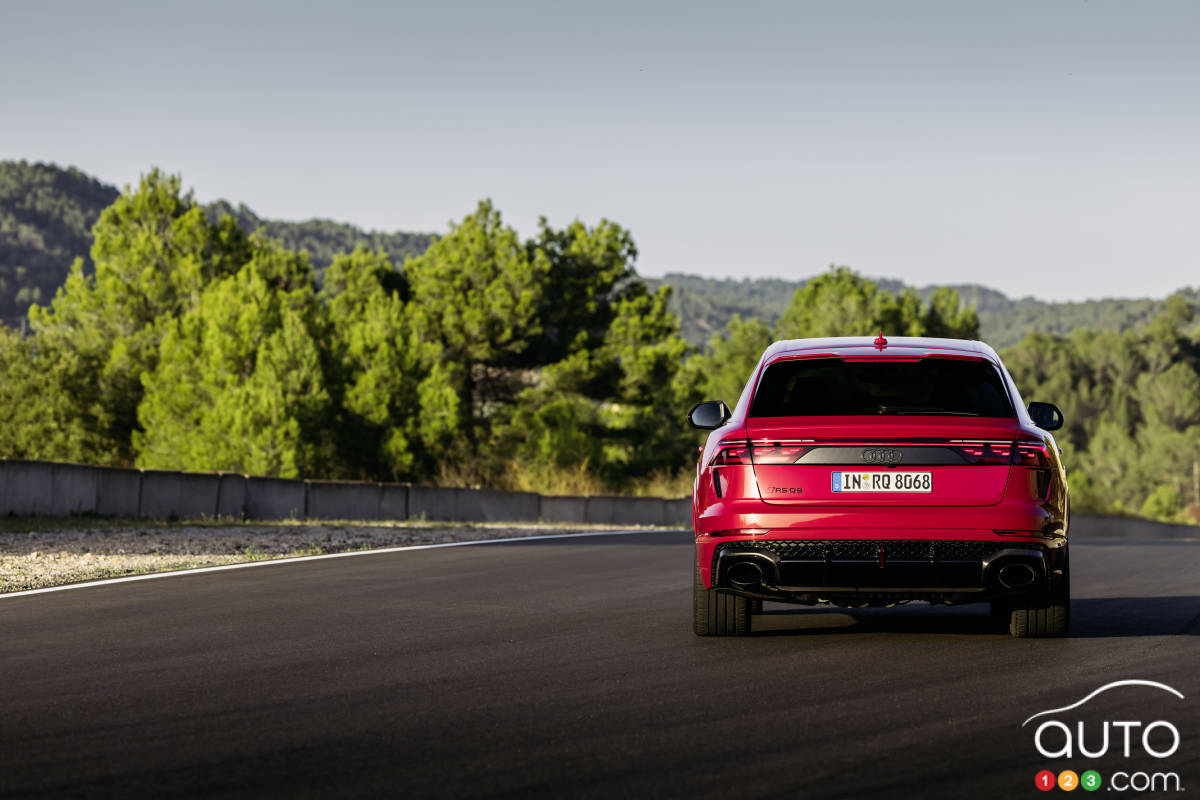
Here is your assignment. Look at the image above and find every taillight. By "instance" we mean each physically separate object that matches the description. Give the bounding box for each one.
[711,443,753,466]
[710,441,811,467]
[954,441,1012,465]
[1014,442,1053,498]
[752,442,812,464]
[1014,442,1051,467]
[951,440,1051,468]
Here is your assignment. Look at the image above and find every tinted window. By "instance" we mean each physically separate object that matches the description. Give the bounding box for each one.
[750,358,1014,417]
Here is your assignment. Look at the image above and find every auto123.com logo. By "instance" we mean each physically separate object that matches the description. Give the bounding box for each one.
[1025,680,1186,793]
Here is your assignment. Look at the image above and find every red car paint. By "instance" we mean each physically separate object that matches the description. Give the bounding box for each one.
[691,337,1069,591]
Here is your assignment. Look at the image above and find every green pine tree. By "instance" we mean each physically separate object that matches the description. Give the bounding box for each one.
[404,200,547,475]
[135,239,332,478]
[322,245,433,480]
[28,169,248,463]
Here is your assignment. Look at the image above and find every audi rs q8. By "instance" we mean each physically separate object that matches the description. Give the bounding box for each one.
[688,336,1069,638]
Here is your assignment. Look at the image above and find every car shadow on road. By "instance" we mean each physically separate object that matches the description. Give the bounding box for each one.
[748,596,1200,637]
[1068,596,1200,637]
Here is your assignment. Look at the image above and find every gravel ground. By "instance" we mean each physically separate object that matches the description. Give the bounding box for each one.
[0,519,669,593]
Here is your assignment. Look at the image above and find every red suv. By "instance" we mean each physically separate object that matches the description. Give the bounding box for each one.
[689,336,1069,638]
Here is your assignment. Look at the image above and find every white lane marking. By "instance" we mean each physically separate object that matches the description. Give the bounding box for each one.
[1021,680,1186,727]
[0,528,681,599]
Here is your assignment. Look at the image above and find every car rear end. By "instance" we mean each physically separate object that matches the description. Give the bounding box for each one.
[690,336,1069,637]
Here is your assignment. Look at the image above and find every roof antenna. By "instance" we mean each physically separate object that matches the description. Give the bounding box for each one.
[874,330,887,349]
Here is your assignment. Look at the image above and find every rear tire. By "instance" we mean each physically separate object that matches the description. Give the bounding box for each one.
[1007,549,1070,638]
[693,561,751,636]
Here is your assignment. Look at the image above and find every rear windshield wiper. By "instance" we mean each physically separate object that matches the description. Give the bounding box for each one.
[878,405,981,416]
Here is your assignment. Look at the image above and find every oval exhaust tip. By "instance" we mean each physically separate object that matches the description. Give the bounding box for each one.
[727,561,763,588]
[997,563,1037,589]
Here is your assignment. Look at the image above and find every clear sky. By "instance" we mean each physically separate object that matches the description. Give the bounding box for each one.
[2,0,1197,301]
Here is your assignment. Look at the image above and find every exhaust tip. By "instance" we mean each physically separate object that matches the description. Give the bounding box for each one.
[997,562,1037,589]
[727,561,763,588]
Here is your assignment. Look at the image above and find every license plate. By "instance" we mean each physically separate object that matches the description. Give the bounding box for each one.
[832,471,932,492]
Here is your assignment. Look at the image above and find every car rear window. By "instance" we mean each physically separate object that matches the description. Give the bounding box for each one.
[749,358,1015,418]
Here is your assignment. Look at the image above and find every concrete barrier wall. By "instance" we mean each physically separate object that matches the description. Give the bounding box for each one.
[96,467,141,516]
[50,463,101,515]
[1073,513,1198,540]
[307,481,380,521]
[406,485,459,521]
[137,470,181,518]
[139,470,221,519]
[7,458,1200,536]
[464,488,540,522]
[379,484,409,520]
[665,498,692,525]
[592,496,671,526]
[2,460,55,515]
[0,457,692,526]
[540,495,587,524]
[177,473,222,519]
[217,474,247,519]
[244,477,307,520]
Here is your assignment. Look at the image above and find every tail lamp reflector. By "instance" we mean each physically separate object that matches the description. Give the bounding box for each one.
[707,528,770,537]
[711,442,811,467]
[954,441,1011,465]
[1014,442,1052,467]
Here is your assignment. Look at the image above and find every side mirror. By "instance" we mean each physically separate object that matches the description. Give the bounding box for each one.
[1028,401,1064,431]
[688,400,731,430]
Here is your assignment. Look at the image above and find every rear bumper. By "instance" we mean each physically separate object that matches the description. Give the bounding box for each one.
[699,533,1066,605]
[695,496,1064,539]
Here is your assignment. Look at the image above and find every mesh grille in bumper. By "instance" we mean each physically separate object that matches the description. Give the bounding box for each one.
[712,539,1048,591]
[720,539,1026,562]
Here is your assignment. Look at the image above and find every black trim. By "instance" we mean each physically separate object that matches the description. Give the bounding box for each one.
[712,539,1053,605]
[796,446,969,466]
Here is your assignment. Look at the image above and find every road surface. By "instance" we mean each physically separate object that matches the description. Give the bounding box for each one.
[1,531,1198,798]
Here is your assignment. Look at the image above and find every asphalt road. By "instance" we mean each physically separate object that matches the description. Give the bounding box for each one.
[1,531,1198,799]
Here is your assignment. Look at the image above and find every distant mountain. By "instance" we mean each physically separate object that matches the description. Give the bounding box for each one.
[648,272,1200,349]
[204,200,432,280]
[0,161,119,326]
[0,161,434,326]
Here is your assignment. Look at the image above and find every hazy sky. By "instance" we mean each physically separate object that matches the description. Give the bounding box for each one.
[3,1,1198,300]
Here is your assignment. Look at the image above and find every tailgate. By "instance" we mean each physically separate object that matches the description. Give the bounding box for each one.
[746,417,1020,506]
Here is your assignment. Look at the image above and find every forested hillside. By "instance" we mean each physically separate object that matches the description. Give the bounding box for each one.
[0,161,433,325]
[205,200,432,279]
[0,161,119,325]
[649,273,1200,348]
[0,168,1196,524]
[5,161,1196,351]
[0,171,708,496]
[0,173,978,497]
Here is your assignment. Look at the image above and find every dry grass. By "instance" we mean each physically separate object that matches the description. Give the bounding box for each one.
[424,453,693,499]
[499,460,692,498]
[502,460,610,496]
[628,469,694,498]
